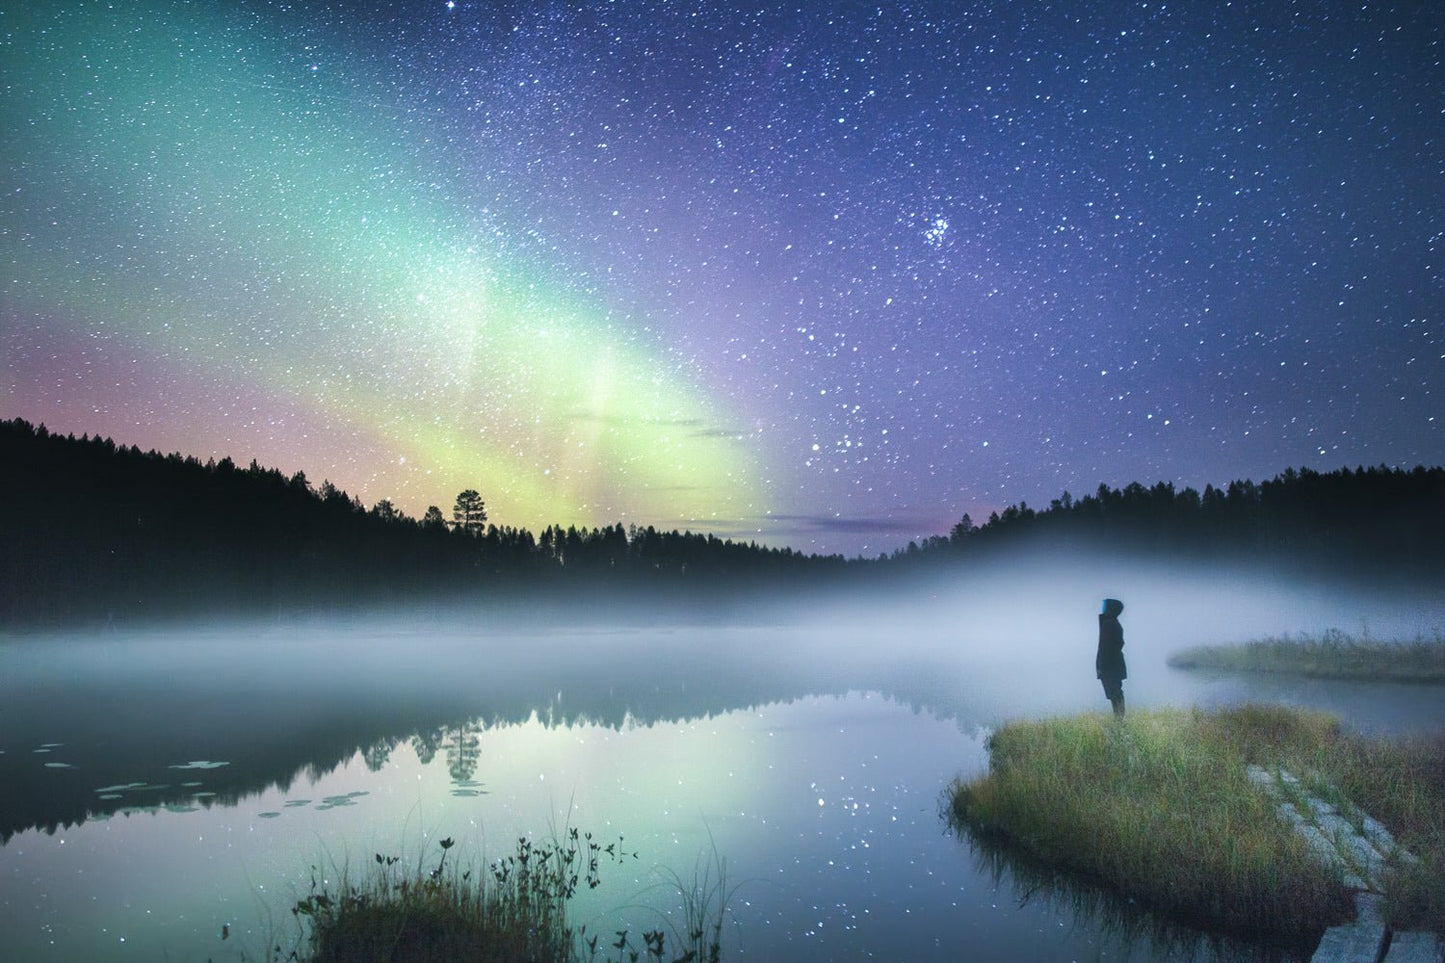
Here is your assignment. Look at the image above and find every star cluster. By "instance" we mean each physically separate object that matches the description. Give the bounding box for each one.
[2,0,1440,555]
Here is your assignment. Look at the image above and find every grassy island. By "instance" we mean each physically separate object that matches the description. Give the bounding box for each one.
[948,706,1444,950]
[1167,630,1445,684]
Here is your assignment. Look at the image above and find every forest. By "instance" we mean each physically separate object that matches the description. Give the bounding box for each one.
[2,416,1442,628]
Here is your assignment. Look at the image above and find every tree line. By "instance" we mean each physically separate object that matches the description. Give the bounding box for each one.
[2,416,1441,627]
[893,468,1445,580]
[0,418,841,626]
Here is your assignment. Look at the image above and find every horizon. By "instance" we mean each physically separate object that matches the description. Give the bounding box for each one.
[11,413,1443,563]
[3,1,1440,556]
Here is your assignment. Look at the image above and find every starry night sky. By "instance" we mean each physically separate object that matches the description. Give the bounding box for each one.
[3,1,1440,556]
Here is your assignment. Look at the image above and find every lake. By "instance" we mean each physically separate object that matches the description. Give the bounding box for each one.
[2,559,1441,961]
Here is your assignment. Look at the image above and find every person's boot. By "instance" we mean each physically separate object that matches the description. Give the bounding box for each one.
[1113,695,1125,717]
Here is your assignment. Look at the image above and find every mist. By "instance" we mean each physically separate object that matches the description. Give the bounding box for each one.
[3,552,1442,963]
[7,548,1440,751]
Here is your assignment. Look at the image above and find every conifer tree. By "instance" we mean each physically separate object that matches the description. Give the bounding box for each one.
[451,489,487,535]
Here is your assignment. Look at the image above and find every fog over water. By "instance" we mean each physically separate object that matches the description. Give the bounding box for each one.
[1,555,1441,961]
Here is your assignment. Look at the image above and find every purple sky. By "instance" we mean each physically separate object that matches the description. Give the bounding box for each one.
[3,1,1440,555]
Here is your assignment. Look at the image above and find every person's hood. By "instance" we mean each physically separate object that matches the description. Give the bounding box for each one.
[1102,598,1124,617]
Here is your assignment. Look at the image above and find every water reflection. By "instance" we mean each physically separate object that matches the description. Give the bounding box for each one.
[3,604,1442,846]
[0,623,858,842]
[1,565,1441,962]
[947,814,1316,963]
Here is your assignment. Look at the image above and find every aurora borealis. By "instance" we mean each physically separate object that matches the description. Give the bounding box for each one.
[3,1,1440,555]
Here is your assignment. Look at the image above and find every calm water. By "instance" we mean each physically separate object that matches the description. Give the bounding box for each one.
[2,564,1442,961]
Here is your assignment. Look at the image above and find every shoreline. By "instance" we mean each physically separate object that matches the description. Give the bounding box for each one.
[947,705,1444,956]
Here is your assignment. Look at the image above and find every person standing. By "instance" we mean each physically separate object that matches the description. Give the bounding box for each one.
[1096,598,1127,716]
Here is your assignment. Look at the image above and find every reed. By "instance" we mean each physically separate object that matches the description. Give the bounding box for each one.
[276,829,728,963]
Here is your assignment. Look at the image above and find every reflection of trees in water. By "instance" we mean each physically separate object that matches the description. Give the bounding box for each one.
[945,819,1315,963]
[9,629,1435,846]
[1,639,979,843]
[412,728,443,766]
[402,724,482,781]
[443,722,482,783]
[363,736,399,773]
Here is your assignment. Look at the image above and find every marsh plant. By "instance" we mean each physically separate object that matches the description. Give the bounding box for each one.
[950,705,1445,949]
[1168,628,1445,683]
[274,829,729,963]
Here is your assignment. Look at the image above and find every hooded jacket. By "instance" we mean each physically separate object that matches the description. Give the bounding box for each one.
[1096,598,1127,680]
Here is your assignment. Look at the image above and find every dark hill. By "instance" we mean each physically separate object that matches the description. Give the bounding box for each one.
[908,466,1445,582]
[0,418,836,628]
[3,417,1442,628]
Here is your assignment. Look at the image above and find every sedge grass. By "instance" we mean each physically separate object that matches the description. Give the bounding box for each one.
[278,829,728,963]
[1168,629,1445,684]
[291,834,589,963]
[1192,706,1445,933]
[950,706,1440,949]
[1294,725,1445,933]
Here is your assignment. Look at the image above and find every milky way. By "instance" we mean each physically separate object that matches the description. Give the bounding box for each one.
[3,1,1440,555]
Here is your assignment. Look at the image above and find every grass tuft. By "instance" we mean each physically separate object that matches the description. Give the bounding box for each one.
[949,705,1445,948]
[1168,629,1445,684]
[276,829,726,963]
[292,832,594,963]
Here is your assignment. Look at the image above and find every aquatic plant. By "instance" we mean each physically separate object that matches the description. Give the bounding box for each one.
[272,829,731,963]
[1168,629,1445,683]
[289,833,578,963]
[623,839,734,963]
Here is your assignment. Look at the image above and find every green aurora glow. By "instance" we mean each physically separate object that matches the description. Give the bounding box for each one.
[1,2,769,533]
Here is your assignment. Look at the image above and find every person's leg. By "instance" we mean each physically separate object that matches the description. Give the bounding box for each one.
[1101,677,1124,716]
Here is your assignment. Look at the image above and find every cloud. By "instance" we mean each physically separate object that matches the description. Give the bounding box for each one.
[566,412,746,441]
[686,426,747,440]
[758,513,945,537]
